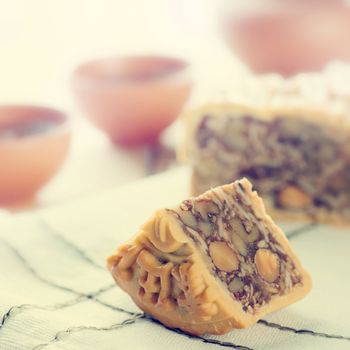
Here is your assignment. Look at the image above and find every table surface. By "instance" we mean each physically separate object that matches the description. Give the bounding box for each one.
[0,167,349,349]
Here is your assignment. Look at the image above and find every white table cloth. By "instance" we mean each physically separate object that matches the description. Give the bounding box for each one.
[0,167,349,349]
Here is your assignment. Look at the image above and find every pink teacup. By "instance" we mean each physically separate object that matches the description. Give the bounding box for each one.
[72,56,192,146]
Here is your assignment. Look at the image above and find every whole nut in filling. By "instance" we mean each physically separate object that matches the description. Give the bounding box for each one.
[198,221,214,237]
[209,241,239,272]
[230,217,259,243]
[277,185,312,209]
[246,225,260,243]
[178,210,198,229]
[194,200,220,220]
[228,277,244,293]
[254,249,280,283]
[231,233,247,256]
[108,179,313,335]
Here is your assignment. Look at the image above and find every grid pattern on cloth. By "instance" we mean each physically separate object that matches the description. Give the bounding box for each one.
[0,167,349,350]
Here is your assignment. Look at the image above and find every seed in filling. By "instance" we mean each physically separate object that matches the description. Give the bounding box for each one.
[178,189,302,313]
[209,241,239,272]
[254,249,280,283]
[108,178,311,335]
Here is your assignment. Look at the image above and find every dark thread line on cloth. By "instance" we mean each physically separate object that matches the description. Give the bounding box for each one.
[31,311,255,350]
[93,298,139,316]
[39,219,104,270]
[258,319,350,342]
[0,297,86,330]
[32,313,145,350]
[0,239,116,333]
[0,285,116,332]
[2,239,115,298]
[2,240,81,295]
[84,300,350,347]
[146,316,254,350]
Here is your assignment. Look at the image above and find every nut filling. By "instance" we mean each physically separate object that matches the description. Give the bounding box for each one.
[175,188,302,314]
[192,114,350,219]
[108,178,312,335]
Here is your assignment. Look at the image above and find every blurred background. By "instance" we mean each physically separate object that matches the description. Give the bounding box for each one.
[0,0,350,210]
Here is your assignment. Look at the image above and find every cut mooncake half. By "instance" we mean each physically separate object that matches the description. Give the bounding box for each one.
[107,179,312,335]
[181,74,350,225]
